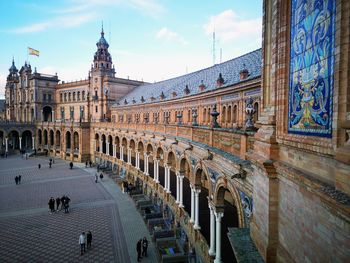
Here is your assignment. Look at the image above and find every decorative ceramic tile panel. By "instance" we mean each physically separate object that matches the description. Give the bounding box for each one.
[288,0,335,137]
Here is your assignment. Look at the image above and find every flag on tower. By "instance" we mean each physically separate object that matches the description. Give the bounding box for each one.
[28,47,39,57]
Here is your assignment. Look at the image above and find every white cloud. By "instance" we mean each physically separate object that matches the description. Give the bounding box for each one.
[156,27,188,45]
[10,14,96,34]
[203,9,262,43]
[58,0,164,17]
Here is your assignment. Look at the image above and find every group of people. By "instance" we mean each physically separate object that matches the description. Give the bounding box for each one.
[94,173,104,183]
[79,231,93,255]
[14,175,22,185]
[48,195,71,214]
[85,161,93,168]
[136,237,149,262]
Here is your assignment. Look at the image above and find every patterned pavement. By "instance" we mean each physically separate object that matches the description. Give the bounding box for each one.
[0,155,158,263]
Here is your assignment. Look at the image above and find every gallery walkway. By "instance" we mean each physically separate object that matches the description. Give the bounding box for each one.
[0,155,158,262]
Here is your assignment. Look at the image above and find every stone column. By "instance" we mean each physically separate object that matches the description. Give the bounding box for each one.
[113,144,116,157]
[166,165,171,193]
[194,188,201,229]
[164,164,168,191]
[179,174,184,208]
[5,137,8,152]
[144,153,149,175]
[120,146,124,161]
[190,185,195,223]
[32,136,35,150]
[175,172,180,203]
[209,203,216,256]
[52,110,55,122]
[214,211,224,263]
[106,142,110,155]
[99,140,103,153]
[19,137,22,150]
[127,148,131,164]
[136,151,140,169]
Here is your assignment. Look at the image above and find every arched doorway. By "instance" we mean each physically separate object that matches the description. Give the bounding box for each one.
[138,141,144,172]
[55,130,61,147]
[42,106,53,122]
[66,131,71,150]
[115,136,120,158]
[179,157,192,214]
[122,138,128,161]
[8,130,20,151]
[101,134,106,154]
[157,147,165,187]
[167,151,176,198]
[146,144,154,178]
[73,132,79,151]
[22,130,33,150]
[108,135,113,156]
[216,187,240,263]
[43,130,48,145]
[130,139,136,166]
[95,133,100,152]
[49,130,54,146]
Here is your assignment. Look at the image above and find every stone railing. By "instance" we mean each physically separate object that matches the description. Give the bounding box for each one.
[93,122,256,160]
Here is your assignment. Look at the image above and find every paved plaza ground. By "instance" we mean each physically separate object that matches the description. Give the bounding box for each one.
[0,155,159,263]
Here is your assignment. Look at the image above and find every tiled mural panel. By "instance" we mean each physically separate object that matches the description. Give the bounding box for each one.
[288,0,335,137]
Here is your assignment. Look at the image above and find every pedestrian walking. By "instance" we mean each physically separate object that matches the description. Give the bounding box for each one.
[142,237,148,257]
[89,161,92,167]
[86,231,92,249]
[38,163,41,169]
[15,176,19,185]
[99,173,103,181]
[95,173,98,183]
[63,195,71,213]
[48,197,55,213]
[18,175,21,184]
[85,161,88,168]
[137,239,142,262]
[79,232,86,255]
[56,197,61,211]
[69,162,73,169]
[49,161,52,168]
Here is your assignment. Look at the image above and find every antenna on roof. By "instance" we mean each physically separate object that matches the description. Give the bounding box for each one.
[220,48,222,63]
[212,31,216,65]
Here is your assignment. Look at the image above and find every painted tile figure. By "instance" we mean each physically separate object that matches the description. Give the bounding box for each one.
[288,0,335,137]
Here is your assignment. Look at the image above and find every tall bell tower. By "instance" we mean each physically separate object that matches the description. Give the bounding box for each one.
[90,25,115,121]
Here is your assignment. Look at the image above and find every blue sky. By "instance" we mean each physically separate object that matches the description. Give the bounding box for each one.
[0,0,262,98]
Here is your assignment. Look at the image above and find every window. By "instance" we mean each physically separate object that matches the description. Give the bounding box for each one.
[77,92,80,101]
[82,91,85,100]
[60,93,63,102]
[43,94,46,101]
[48,94,52,102]
[73,92,76,101]
[95,106,98,113]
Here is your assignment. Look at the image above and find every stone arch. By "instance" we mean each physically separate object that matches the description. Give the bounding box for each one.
[115,136,120,146]
[179,156,192,179]
[55,130,61,146]
[43,129,48,145]
[42,105,52,122]
[8,130,20,151]
[21,130,33,150]
[166,150,177,170]
[101,134,106,154]
[121,137,127,147]
[95,133,100,152]
[193,163,212,197]
[37,129,42,145]
[66,131,71,150]
[233,104,238,123]
[227,105,232,123]
[49,129,54,146]
[73,131,79,150]
[214,178,245,227]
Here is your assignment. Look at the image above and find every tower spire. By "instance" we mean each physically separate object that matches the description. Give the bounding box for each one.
[101,21,104,35]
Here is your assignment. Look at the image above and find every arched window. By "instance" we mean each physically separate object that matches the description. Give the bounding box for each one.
[222,106,226,123]
[203,108,207,123]
[227,105,232,123]
[233,105,238,123]
[77,91,80,101]
[82,91,85,100]
[207,107,211,124]
[73,92,76,101]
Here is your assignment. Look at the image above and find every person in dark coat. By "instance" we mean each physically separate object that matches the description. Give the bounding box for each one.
[89,161,92,167]
[142,237,148,257]
[64,196,71,213]
[69,162,73,169]
[137,239,142,262]
[56,197,61,211]
[38,163,41,169]
[15,176,19,185]
[99,173,103,181]
[18,175,21,184]
[48,197,55,213]
[86,231,92,249]
[85,161,88,168]
[49,160,52,168]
